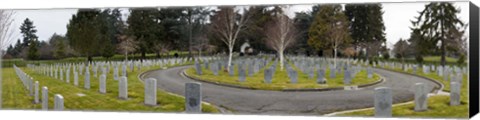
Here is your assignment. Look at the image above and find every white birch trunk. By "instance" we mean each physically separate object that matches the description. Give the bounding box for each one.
[227,47,233,72]
[334,47,337,69]
[279,50,284,70]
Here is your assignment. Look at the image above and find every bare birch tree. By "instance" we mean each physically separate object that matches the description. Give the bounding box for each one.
[308,5,351,69]
[210,6,250,72]
[264,6,298,70]
[0,10,16,109]
[117,35,139,61]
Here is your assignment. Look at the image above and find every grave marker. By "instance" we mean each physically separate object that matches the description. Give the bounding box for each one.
[99,75,106,94]
[414,83,428,111]
[374,87,392,117]
[144,78,157,106]
[54,94,64,110]
[42,86,48,110]
[119,76,128,100]
[450,82,461,106]
[185,83,202,113]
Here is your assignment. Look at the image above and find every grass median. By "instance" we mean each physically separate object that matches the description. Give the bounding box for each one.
[185,62,381,91]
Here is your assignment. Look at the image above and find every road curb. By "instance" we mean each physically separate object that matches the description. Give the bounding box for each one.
[374,67,444,94]
[183,68,385,92]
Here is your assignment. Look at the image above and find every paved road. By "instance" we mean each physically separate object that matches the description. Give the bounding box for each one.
[141,65,440,115]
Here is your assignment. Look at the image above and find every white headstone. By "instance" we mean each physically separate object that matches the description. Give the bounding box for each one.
[114,65,119,80]
[450,82,461,106]
[74,71,79,86]
[414,83,428,111]
[54,94,64,110]
[185,83,202,113]
[144,78,157,106]
[42,86,48,110]
[84,71,90,89]
[374,87,392,117]
[119,76,128,100]
[99,74,107,94]
[34,81,40,104]
[66,69,70,83]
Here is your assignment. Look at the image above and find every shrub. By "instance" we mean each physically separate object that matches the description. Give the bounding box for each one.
[415,55,424,63]
[457,54,466,64]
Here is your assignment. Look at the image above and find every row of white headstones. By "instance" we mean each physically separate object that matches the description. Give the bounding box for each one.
[17,56,224,113]
[14,65,63,110]
[373,81,461,117]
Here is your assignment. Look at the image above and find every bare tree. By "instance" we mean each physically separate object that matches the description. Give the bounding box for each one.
[393,39,409,63]
[264,6,298,70]
[343,47,356,58]
[152,42,172,57]
[0,10,16,109]
[210,6,250,72]
[329,18,351,68]
[445,24,468,56]
[117,35,139,61]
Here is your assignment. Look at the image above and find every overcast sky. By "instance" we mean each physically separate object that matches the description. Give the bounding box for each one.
[9,2,469,49]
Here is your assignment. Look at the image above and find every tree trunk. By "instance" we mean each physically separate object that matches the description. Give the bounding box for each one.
[334,48,337,69]
[87,55,93,64]
[199,49,202,58]
[365,46,369,61]
[188,11,193,59]
[125,51,128,62]
[227,47,233,72]
[156,52,160,58]
[353,45,357,59]
[440,22,446,67]
[141,51,146,62]
[279,50,284,70]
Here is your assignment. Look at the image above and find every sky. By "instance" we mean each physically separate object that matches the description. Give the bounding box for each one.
[8,2,470,49]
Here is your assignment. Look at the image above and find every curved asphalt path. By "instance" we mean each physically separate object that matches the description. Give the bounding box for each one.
[141,65,440,115]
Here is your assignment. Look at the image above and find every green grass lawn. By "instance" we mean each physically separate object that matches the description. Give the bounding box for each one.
[421,56,458,63]
[1,61,219,113]
[185,61,381,91]
[382,56,465,66]
[337,66,468,118]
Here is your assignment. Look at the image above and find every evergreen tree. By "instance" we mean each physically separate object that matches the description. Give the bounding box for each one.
[240,6,276,53]
[19,18,38,47]
[178,7,211,58]
[344,4,386,59]
[19,18,39,60]
[49,33,68,59]
[12,39,22,57]
[127,8,163,61]
[411,2,465,66]
[98,9,124,59]
[66,9,103,62]
[27,39,39,60]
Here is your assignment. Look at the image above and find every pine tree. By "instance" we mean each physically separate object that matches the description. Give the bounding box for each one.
[20,18,40,60]
[27,39,39,60]
[98,9,124,59]
[344,4,386,59]
[20,18,38,47]
[66,9,103,62]
[127,8,163,61]
[411,2,465,66]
